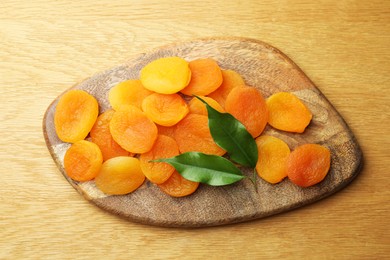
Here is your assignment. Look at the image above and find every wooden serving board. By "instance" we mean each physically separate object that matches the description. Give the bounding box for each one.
[43,37,363,227]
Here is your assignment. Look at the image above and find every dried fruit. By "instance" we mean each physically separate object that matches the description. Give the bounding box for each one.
[140,135,179,184]
[174,114,225,156]
[142,93,189,126]
[287,144,331,187]
[156,124,176,139]
[158,171,199,197]
[108,79,153,110]
[54,90,99,143]
[225,86,268,138]
[95,156,145,195]
[64,140,103,181]
[140,57,191,94]
[266,92,312,133]
[181,58,223,96]
[188,96,224,116]
[255,135,290,184]
[109,105,158,153]
[58,55,332,197]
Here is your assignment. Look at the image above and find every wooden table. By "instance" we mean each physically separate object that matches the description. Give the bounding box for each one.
[1,1,389,258]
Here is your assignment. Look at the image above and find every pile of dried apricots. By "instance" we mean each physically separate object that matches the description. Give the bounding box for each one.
[54,57,331,197]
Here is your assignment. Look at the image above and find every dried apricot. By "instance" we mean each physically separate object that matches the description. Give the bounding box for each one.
[266,92,312,133]
[156,124,176,139]
[108,79,153,110]
[287,144,331,187]
[109,105,158,153]
[188,96,224,116]
[140,57,191,94]
[142,93,189,126]
[90,110,132,161]
[208,69,245,107]
[54,90,99,143]
[174,114,226,156]
[140,135,179,184]
[158,171,199,197]
[255,135,290,184]
[64,140,103,182]
[181,58,223,96]
[225,86,268,138]
[95,156,145,195]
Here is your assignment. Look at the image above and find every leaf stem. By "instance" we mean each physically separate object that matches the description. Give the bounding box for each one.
[250,168,258,193]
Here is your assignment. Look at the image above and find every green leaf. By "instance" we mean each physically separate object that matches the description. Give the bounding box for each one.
[154,152,245,186]
[195,96,258,168]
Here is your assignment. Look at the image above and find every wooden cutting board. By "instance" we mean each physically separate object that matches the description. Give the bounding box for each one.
[43,37,363,227]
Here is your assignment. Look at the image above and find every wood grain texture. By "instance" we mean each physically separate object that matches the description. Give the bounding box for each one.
[43,38,362,227]
[1,0,389,258]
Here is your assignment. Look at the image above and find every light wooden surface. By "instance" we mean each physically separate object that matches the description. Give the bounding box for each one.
[1,0,389,258]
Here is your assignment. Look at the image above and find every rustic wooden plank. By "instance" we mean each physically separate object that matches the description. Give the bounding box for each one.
[43,37,362,227]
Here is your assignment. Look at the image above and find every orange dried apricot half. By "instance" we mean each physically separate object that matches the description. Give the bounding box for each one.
[174,114,226,156]
[181,58,223,96]
[287,144,331,187]
[54,90,99,143]
[142,93,189,126]
[140,57,191,94]
[158,171,199,197]
[108,79,153,110]
[140,135,179,184]
[266,92,312,133]
[95,156,145,195]
[156,124,177,139]
[225,86,268,138]
[255,135,290,184]
[109,105,158,153]
[64,140,103,182]
[188,96,224,116]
